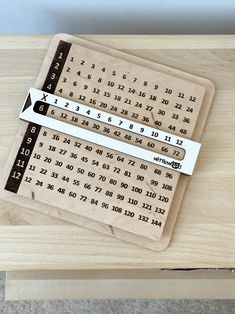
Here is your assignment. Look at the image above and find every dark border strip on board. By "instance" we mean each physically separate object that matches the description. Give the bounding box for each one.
[5,40,72,193]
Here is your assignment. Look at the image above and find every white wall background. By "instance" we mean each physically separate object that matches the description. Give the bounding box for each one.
[1,0,235,34]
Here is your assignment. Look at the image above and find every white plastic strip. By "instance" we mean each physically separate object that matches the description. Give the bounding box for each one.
[19,88,201,175]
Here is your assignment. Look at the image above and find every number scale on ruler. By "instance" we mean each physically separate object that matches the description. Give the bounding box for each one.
[19,88,201,175]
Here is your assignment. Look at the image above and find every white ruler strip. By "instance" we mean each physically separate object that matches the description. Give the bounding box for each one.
[19,88,201,175]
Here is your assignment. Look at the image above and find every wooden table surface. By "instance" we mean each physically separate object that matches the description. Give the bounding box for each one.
[0,35,234,271]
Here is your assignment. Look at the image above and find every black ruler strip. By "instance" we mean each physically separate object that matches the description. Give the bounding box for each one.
[5,40,72,193]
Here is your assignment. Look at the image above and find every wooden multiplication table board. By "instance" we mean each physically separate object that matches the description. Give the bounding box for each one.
[0,34,214,250]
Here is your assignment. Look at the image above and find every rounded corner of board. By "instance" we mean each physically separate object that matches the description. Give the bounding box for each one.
[202,78,216,98]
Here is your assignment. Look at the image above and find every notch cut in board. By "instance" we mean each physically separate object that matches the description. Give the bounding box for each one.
[0,34,214,250]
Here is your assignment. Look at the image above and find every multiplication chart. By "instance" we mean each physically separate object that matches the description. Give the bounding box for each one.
[0,34,214,249]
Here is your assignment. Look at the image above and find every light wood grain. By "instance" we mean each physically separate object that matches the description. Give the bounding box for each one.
[5,269,235,300]
[0,35,234,270]
[1,35,235,49]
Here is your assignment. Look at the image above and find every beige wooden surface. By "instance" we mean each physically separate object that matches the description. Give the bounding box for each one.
[5,270,235,300]
[0,35,234,270]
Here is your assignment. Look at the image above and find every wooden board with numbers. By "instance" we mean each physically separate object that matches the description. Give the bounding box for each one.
[0,33,214,250]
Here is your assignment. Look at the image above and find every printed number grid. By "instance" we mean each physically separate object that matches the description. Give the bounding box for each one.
[15,42,205,240]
